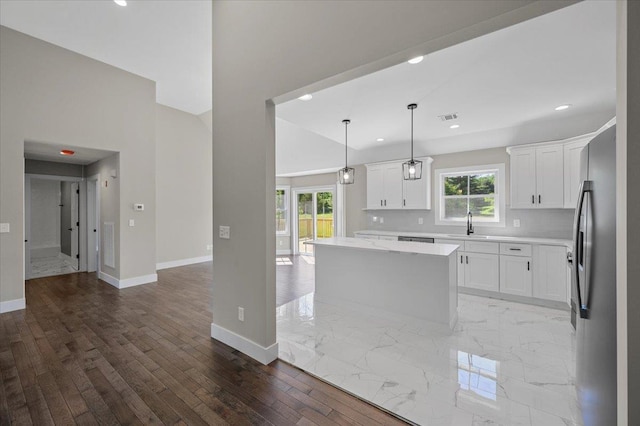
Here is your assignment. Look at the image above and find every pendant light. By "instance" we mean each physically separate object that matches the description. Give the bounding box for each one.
[338,119,355,184]
[403,103,422,180]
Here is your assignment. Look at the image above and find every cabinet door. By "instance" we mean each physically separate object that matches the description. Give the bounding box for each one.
[457,251,466,287]
[464,253,499,292]
[382,164,403,209]
[533,245,568,302]
[563,139,589,208]
[510,148,537,209]
[500,255,532,297]
[403,176,427,209]
[366,165,385,209]
[535,145,564,208]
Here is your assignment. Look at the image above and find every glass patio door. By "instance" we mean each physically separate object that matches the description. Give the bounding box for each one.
[296,188,335,255]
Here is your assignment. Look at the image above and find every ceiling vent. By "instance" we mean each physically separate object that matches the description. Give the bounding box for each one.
[439,113,458,121]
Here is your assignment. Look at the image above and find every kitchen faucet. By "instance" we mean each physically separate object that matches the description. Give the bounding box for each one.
[467,211,474,235]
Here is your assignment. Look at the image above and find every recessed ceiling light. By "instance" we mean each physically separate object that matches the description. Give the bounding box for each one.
[376,138,384,142]
[60,149,75,156]
[408,56,424,65]
[555,104,571,111]
[114,0,127,6]
[298,94,313,101]
[449,124,460,129]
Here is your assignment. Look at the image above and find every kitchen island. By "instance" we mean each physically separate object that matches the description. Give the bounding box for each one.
[305,237,459,329]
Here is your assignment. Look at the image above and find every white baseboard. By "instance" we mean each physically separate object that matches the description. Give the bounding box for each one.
[156,255,213,270]
[211,323,278,365]
[276,249,292,256]
[98,271,158,289]
[0,298,26,314]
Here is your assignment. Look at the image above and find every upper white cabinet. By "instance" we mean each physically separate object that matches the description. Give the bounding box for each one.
[563,137,591,208]
[365,157,433,210]
[508,131,600,210]
[508,144,564,209]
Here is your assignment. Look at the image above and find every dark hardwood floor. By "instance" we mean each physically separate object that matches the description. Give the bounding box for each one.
[0,263,406,425]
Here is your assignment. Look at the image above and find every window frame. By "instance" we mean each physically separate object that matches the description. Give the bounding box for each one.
[435,164,505,228]
[276,185,291,236]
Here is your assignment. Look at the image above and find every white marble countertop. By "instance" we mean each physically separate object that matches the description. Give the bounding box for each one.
[353,229,573,248]
[306,237,459,256]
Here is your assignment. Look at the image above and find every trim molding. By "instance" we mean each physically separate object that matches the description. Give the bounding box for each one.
[276,249,292,256]
[156,255,213,270]
[0,298,26,314]
[98,272,157,289]
[210,323,278,365]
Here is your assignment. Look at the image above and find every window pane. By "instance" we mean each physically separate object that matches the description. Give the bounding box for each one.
[470,197,495,218]
[469,173,495,195]
[444,198,468,219]
[316,192,333,238]
[276,189,286,210]
[444,176,468,196]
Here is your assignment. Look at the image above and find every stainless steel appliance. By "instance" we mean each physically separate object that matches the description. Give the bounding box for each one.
[571,125,616,426]
[398,236,434,243]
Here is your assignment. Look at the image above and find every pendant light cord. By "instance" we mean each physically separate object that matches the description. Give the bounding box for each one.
[410,107,414,162]
[345,121,348,167]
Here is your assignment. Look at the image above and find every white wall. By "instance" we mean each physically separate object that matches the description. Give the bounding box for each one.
[29,179,60,250]
[1,25,156,303]
[212,0,575,361]
[156,104,213,264]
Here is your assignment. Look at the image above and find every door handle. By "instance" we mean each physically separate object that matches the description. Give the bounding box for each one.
[539,195,541,204]
[403,199,406,207]
[527,261,530,271]
[573,180,593,319]
[532,195,535,204]
[460,255,463,264]
[509,248,521,251]
[380,200,383,206]
[466,256,469,264]
[68,228,73,231]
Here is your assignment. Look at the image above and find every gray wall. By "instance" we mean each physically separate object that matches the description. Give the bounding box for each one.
[1,25,156,301]
[156,104,213,264]
[212,1,575,352]
[29,179,61,250]
[25,159,84,177]
[59,181,73,256]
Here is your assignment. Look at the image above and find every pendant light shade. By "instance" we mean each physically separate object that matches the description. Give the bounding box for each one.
[403,103,422,180]
[338,119,355,185]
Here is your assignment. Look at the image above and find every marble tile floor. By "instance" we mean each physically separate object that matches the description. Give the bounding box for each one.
[276,293,581,426]
[30,255,78,279]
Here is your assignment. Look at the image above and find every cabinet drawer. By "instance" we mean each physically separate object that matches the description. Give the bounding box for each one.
[434,239,464,248]
[465,241,499,254]
[500,243,532,257]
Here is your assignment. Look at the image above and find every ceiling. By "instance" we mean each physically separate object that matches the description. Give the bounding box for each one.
[24,141,117,165]
[0,0,212,115]
[276,1,616,153]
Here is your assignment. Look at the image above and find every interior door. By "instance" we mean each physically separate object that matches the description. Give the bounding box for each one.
[70,182,79,270]
[24,176,31,279]
[87,179,98,272]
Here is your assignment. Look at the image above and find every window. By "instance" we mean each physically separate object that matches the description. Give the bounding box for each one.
[435,164,505,227]
[276,186,290,235]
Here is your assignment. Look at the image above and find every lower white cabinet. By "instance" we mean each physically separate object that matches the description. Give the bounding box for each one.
[533,245,568,302]
[500,255,532,297]
[464,252,499,292]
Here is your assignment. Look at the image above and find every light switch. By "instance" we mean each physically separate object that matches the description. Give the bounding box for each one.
[379,217,384,224]
[0,223,9,233]
[219,226,230,239]
[129,219,135,227]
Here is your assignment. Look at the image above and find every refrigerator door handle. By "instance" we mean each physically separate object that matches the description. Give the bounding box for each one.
[573,180,592,319]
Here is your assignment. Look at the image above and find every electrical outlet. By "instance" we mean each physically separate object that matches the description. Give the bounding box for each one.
[379,217,384,224]
[128,219,135,227]
[219,226,230,239]
[418,217,424,225]
[513,219,521,228]
[238,307,244,322]
[0,223,9,233]
[279,240,283,246]
[206,244,213,251]
[372,216,378,223]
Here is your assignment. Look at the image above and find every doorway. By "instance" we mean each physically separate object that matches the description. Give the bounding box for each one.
[293,186,336,255]
[24,174,99,279]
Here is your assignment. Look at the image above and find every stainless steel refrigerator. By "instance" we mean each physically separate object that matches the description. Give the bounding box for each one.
[571,124,616,426]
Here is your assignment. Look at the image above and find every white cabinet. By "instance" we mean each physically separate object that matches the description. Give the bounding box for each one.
[465,252,500,291]
[533,245,568,302]
[366,158,432,210]
[563,137,590,208]
[366,163,403,209]
[508,144,564,209]
[500,255,532,297]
